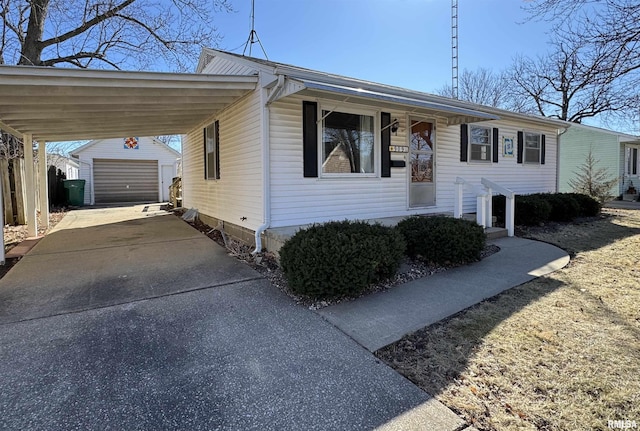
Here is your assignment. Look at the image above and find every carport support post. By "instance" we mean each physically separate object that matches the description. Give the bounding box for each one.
[38,141,49,229]
[23,133,38,237]
[0,165,4,265]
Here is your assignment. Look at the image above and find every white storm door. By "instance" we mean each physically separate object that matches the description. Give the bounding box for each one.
[409,119,436,207]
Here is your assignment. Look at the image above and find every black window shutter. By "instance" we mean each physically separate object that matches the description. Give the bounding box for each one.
[540,134,546,165]
[302,101,318,178]
[381,112,391,177]
[203,127,207,179]
[633,148,638,175]
[517,131,524,164]
[492,127,499,163]
[460,124,468,162]
[215,120,220,178]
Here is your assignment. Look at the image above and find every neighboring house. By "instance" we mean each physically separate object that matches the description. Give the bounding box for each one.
[558,123,640,199]
[181,49,568,252]
[47,154,79,179]
[71,136,180,205]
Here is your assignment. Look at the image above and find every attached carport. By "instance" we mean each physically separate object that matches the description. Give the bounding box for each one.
[0,65,258,263]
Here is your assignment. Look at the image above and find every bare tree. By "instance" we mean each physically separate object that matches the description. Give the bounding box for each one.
[0,131,23,159]
[438,68,508,107]
[508,34,637,123]
[522,1,640,120]
[436,67,533,113]
[0,0,232,71]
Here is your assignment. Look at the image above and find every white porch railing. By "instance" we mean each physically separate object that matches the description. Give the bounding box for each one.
[454,177,516,237]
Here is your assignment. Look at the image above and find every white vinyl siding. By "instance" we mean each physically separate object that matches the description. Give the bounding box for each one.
[438,120,557,213]
[73,136,179,205]
[269,95,409,227]
[269,94,559,226]
[201,56,257,75]
[182,89,263,230]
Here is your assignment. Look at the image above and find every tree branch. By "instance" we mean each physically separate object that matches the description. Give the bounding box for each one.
[40,0,135,48]
[41,51,120,68]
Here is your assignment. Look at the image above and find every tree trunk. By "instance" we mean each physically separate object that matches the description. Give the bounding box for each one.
[18,0,50,66]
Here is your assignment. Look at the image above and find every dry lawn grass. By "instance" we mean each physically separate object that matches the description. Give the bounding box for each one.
[377,208,640,431]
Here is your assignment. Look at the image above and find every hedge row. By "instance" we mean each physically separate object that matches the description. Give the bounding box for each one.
[279,216,486,299]
[492,192,600,226]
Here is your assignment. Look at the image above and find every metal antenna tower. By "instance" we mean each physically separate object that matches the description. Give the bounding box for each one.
[242,0,268,59]
[451,0,459,99]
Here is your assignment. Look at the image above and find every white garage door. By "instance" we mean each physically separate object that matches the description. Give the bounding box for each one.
[93,159,158,204]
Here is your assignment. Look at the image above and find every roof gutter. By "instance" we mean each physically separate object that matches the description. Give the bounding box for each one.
[266,74,285,105]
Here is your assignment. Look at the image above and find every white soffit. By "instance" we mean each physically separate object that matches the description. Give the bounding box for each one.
[0,65,258,141]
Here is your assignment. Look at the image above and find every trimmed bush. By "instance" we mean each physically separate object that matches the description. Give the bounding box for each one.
[279,220,406,299]
[396,216,486,265]
[565,193,601,217]
[533,193,580,222]
[494,192,599,226]
[514,194,552,226]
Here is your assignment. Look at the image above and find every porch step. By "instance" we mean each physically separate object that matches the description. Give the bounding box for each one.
[485,227,508,240]
[462,213,498,224]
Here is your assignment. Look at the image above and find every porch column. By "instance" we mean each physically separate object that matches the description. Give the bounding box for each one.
[23,133,37,237]
[38,141,49,229]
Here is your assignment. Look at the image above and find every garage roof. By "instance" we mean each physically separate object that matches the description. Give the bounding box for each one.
[0,65,258,141]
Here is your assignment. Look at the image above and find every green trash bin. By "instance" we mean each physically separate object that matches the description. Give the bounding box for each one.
[63,179,86,206]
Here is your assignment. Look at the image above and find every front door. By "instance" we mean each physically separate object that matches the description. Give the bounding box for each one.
[409,118,436,207]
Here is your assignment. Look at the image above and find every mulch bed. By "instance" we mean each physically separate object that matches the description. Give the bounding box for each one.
[177,210,501,309]
[1,207,68,279]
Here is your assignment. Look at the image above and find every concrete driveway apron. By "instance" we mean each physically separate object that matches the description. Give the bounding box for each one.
[0,205,462,431]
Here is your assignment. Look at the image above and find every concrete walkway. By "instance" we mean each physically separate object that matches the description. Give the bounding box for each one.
[605,200,640,210]
[318,237,570,352]
[0,205,469,431]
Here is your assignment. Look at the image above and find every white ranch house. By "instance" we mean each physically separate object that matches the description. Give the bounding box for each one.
[0,49,568,262]
[181,49,567,252]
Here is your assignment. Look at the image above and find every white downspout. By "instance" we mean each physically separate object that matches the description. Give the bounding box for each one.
[556,127,568,193]
[253,75,284,254]
[75,158,94,205]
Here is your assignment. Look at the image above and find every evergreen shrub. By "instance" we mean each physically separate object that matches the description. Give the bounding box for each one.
[395,216,485,265]
[494,192,599,226]
[514,194,552,225]
[533,193,580,222]
[565,193,601,217]
[279,220,406,299]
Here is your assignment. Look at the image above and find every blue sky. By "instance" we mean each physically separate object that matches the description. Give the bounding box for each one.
[213,0,554,94]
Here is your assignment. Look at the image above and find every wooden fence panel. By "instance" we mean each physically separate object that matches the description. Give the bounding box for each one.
[12,159,26,225]
[1,159,14,225]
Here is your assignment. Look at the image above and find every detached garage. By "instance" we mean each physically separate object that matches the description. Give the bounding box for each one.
[72,136,180,205]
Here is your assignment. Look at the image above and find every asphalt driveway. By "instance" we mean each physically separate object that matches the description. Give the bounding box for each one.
[0,205,460,431]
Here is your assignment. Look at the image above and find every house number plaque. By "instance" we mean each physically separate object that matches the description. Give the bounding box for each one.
[389,146,409,153]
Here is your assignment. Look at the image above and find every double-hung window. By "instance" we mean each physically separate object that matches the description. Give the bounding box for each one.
[321,108,376,175]
[524,132,541,164]
[469,126,491,162]
[204,121,220,180]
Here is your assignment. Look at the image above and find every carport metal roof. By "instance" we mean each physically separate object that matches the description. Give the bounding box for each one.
[0,65,258,141]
